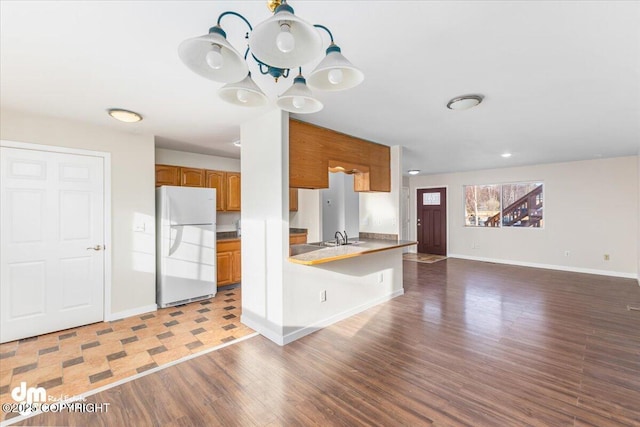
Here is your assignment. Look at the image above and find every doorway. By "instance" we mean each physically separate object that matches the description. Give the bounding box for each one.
[416,188,447,255]
[1,143,108,343]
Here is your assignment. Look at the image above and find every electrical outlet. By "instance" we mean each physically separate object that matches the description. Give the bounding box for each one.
[604,254,610,261]
[320,290,327,302]
[564,250,570,257]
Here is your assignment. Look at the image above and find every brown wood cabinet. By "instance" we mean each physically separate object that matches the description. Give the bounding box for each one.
[289,188,298,212]
[206,170,226,211]
[155,165,240,212]
[179,167,205,187]
[289,119,391,192]
[289,233,307,245]
[217,239,241,287]
[155,164,180,187]
[225,172,241,211]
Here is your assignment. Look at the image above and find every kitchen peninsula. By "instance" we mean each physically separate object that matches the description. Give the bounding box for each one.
[290,237,416,265]
[241,110,406,346]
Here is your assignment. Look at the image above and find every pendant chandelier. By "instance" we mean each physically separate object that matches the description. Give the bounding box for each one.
[178,0,364,114]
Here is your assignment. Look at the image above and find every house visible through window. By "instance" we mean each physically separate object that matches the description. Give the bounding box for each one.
[464,182,543,228]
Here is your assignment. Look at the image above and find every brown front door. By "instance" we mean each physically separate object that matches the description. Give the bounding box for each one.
[417,188,447,255]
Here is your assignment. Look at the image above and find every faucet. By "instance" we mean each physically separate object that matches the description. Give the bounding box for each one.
[343,230,348,245]
[335,231,345,246]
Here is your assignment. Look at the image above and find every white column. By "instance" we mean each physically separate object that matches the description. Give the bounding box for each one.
[239,109,290,343]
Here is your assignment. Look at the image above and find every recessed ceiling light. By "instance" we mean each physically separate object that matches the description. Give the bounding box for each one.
[408,169,420,175]
[107,108,142,123]
[446,95,483,110]
[232,140,241,147]
[501,153,512,158]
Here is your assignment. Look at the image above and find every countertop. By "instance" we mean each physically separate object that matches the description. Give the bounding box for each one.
[288,238,417,266]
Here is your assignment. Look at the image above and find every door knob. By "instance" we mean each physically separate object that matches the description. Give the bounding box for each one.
[86,245,103,251]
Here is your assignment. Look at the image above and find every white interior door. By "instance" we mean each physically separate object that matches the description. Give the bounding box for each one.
[1,146,105,343]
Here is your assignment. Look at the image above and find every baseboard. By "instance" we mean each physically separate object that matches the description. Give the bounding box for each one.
[105,304,157,322]
[240,313,285,346]
[281,288,405,345]
[448,254,637,279]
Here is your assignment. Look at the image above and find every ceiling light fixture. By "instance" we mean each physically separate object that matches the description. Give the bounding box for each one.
[408,170,420,175]
[501,153,512,158]
[178,0,364,114]
[107,108,143,123]
[446,95,483,111]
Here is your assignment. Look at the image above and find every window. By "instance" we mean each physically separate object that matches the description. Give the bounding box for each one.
[464,182,543,228]
[465,184,501,226]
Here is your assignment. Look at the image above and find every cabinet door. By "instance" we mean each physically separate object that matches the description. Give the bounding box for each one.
[205,170,226,211]
[180,167,205,187]
[226,172,241,211]
[289,188,298,212]
[217,251,233,286]
[155,164,180,187]
[289,234,307,245]
[232,250,241,283]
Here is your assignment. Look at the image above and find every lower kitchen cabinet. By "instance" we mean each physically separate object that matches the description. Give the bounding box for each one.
[217,239,241,287]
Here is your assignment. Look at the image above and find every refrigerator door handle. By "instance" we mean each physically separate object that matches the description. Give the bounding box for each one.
[168,224,183,256]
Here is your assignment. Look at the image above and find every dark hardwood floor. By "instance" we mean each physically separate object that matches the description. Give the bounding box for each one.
[16,259,640,426]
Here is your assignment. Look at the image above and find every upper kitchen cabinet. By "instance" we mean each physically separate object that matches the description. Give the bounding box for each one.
[206,170,226,211]
[155,164,180,187]
[225,172,241,211]
[155,165,240,212]
[289,188,298,212]
[289,120,390,192]
[179,167,205,187]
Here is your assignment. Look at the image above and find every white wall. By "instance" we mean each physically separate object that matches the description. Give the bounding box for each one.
[155,147,240,171]
[638,153,640,284]
[155,147,241,231]
[321,173,359,241]
[410,156,639,278]
[360,145,402,237]
[1,109,157,317]
[289,189,321,242]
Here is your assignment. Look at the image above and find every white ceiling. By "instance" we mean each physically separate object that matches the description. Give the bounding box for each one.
[1,1,639,175]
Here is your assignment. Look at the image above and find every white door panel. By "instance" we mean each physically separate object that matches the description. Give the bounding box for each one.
[1,147,105,343]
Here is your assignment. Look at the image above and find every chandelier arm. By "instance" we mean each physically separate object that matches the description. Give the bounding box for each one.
[217,11,253,31]
[283,69,290,78]
[313,24,334,44]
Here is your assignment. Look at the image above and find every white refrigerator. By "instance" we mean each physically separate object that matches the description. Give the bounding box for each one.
[156,186,216,308]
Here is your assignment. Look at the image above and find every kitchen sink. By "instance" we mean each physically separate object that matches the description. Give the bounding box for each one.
[308,241,362,247]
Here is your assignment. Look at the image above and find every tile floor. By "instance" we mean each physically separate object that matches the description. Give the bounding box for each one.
[0,285,253,422]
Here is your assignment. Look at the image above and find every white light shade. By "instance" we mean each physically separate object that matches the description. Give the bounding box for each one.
[276,76,323,114]
[178,28,248,83]
[107,108,142,123]
[218,73,268,107]
[249,5,322,69]
[447,95,483,110]
[308,46,364,91]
